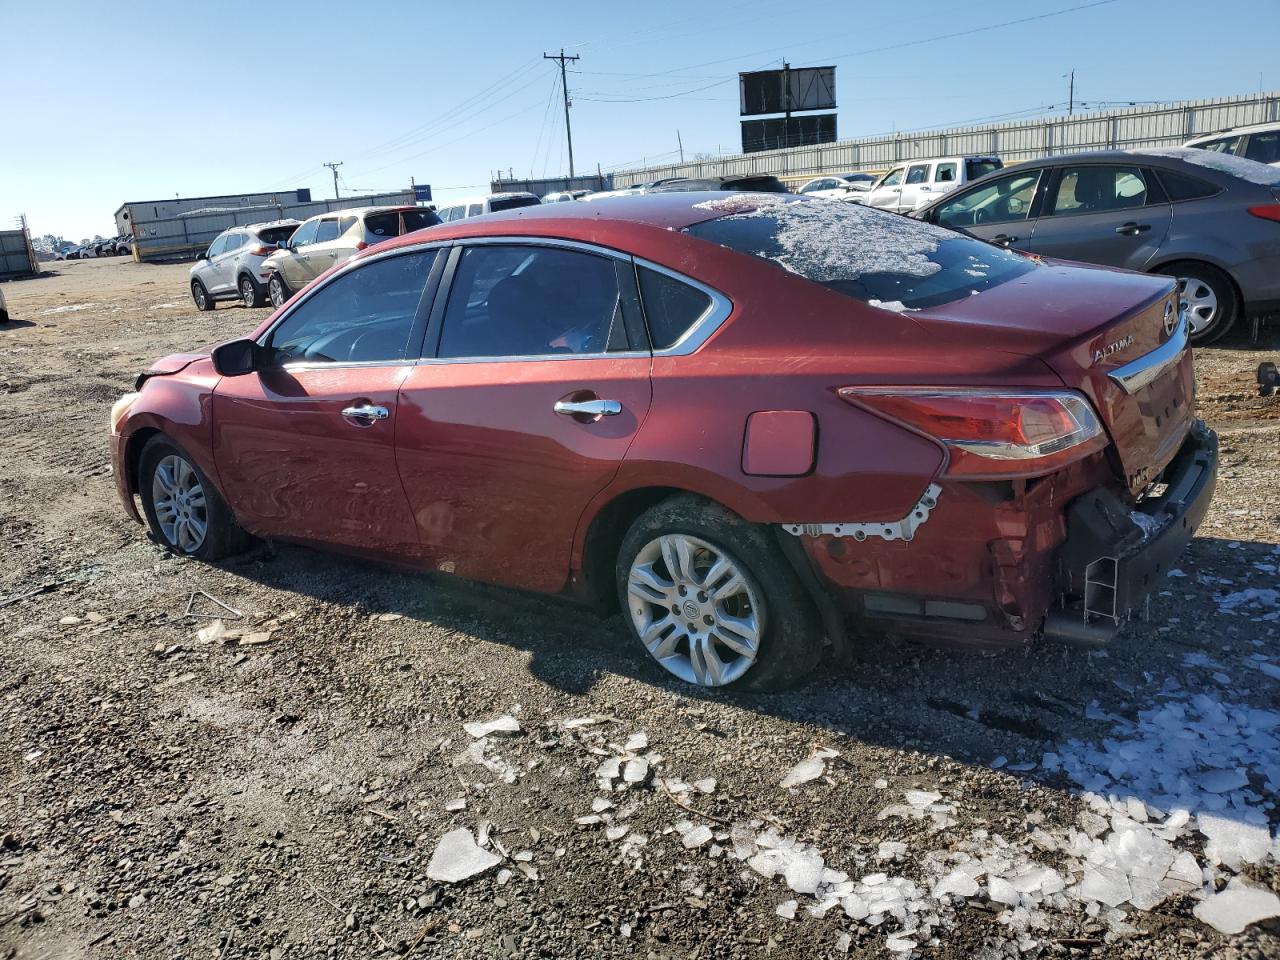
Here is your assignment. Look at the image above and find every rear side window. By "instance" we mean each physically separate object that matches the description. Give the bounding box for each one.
[905,164,930,185]
[686,198,1035,311]
[289,220,320,246]
[934,162,957,183]
[266,250,437,364]
[1245,132,1280,165]
[489,195,541,213]
[637,267,713,349]
[314,219,340,243]
[339,216,357,234]
[438,245,625,359]
[1049,165,1149,215]
[1156,170,1221,202]
[1196,135,1240,155]
[467,204,483,217]
[965,159,1002,180]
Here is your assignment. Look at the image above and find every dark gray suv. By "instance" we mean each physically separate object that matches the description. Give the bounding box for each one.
[913,148,1280,343]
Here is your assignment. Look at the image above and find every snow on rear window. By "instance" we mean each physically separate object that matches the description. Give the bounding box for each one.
[1131,147,1280,186]
[686,195,1036,310]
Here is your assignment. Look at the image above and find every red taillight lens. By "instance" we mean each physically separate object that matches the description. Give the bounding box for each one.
[1247,204,1280,223]
[355,240,368,251]
[839,388,1108,479]
[248,245,272,256]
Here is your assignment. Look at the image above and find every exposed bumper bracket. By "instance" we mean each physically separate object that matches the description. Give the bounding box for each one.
[781,484,942,543]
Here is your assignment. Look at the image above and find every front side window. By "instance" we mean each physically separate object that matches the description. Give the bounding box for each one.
[879,168,904,188]
[905,164,930,185]
[207,235,229,258]
[313,219,340,243]
[1049,165,1149,216]
[437,245,625,359]
[637,266,713,350]
[1244,132,1280,165]
[265,250,437,364]
[934,171,1042,227]
[289,220,320,247]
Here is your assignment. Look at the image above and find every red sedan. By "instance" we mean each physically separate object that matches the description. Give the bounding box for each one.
[109,194,1217,690]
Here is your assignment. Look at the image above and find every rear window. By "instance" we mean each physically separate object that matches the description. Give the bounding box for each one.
[489,196,541,213]
[257,226,297,245]
[685,197,1035,311]
[966,159,1002,180]
[637,266,713,349]
[365,209,442,239]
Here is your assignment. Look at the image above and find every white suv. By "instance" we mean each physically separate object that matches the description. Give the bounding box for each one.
[435,192,541,221]
[1184,122,1280,167]
[859,156,1003,214]
[189,220,300,310]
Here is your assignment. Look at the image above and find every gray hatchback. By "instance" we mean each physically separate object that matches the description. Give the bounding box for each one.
[913,148,1280,343]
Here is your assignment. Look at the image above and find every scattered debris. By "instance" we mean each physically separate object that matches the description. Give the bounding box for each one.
[426,829,502,883]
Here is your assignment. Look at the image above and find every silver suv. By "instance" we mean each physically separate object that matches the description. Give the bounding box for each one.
[190,220,301,310]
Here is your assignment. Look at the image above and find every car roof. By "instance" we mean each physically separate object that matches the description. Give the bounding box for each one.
[1186,121,1280,142]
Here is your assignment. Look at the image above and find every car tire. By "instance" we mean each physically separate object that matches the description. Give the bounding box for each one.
[191,279,215,312]
[267,273,291,309]
[239,274,266,308]
[138,436,249,561]
[615,494,823,692]
[1154,261,1236,345]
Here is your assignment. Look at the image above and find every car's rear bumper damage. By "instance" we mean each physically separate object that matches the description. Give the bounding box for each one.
[787,421,1218,653]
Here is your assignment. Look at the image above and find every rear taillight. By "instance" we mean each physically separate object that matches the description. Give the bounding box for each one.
[839,388,1107,479]
[1247,203,1280,223]
[355,240,368,251]
[248,245,272,256]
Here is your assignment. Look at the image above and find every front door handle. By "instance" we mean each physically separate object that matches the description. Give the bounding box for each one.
[342,404,389,422]
[992,233,1018,246]
[554,398,621,418]
[1115,222,1151,236]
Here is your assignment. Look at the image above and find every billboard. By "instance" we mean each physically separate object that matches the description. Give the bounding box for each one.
[739,66,836,116]
[741,113,837,153]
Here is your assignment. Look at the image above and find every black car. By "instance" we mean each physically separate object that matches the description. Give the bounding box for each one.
[650,174,789,194]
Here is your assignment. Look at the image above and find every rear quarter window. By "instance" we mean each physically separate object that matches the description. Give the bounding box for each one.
[637,267,713,349]
[1155,169,1222,202]
[685,197,1035,311]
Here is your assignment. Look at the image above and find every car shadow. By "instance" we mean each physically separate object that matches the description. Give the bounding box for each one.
[1,317,38,329]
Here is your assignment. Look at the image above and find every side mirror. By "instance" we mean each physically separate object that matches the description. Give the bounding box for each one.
[277,237,290,250]
[211,337,264,377]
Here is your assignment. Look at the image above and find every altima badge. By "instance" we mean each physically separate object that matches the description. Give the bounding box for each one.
[1093,335,1135,364]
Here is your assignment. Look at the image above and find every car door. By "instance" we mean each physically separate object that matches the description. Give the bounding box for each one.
[200,234,230,291]
[275,219,318,288]
[212,232,244,293]
[301,217,343,279]
[210,248,443,554]
[897,163,932,212]
[865,166,905,211]
[394,241,653,593]
[1025,164,1172,269]
[928,168,1045,248]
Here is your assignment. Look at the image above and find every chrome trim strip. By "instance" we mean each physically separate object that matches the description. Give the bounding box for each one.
[412,351,650,366]
[1107,311,1189,395]
[634,257,734,357]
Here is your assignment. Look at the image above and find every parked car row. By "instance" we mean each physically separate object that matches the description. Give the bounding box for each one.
[60,235,132,259]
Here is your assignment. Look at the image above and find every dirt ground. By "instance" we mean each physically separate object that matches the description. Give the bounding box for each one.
[1,257,1278,960]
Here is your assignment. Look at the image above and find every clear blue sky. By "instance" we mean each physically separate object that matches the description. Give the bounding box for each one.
[3,0,1275,241]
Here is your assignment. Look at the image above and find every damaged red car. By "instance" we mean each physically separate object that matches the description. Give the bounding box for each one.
[109,194,1217,690]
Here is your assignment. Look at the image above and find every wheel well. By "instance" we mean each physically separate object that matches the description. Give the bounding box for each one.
[1150,259,1244,316]
[579,487,684,612]
[124,427,162,498]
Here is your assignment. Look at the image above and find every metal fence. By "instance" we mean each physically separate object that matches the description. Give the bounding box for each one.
[489,174,613,196]
[611,91,1280,187]
[128,191,418,263]
[0,228,38,279]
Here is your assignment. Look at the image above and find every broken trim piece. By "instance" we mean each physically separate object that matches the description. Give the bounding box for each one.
[781,484,942,542]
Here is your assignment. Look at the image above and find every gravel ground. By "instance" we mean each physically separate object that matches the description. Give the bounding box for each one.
[1,257,1278,959]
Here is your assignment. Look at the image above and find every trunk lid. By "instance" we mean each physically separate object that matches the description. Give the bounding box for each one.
[909,260,1193,493]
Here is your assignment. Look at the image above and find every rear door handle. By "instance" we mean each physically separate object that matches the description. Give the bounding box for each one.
[992,234,1018,246]
[1115,222,1151,235]
[342,404,389,422]
[554,399,621,418]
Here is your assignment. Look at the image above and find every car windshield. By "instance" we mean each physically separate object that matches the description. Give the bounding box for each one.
[257,226,297,245]
[966,159,1002,180]
[489,196,541,212]
[684,196,1035,311]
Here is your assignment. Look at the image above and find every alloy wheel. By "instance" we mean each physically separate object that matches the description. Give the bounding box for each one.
[192,283,207,309]
[1176,275,1218,335]
[240,278,255,307]
[269,276,285,308]
[626,533,763,687]
[151,454,208,553]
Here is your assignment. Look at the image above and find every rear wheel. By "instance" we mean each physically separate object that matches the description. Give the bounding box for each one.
[1155,261,1236,345]
[616,495,823,691]
[191,279,214,312]
[239,274,266,308]
[267,273,290,309]
[139,437,248,560]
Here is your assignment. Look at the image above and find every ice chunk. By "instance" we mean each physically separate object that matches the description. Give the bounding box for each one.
[775,899,797,920]
[463,715,521,738]
[694,778,717,794]
[841,893,869,920]
[426,828,502,883]
[596,757,622,780]
[904,789,942,808]
[1162,851,1202,890]
[877,841,907,861]
[987,876,1020,906]
[624,732,648,752]
[622,756,650,784]
[783,850,826,895]
[1198,768,1248,793]
[1198,813,1273,869]
[1080,866,1131,907]
[1193,885,1280,934]
[682,825,713,849]
[933,868,979,899]
[780,748,838,788]
[885,937,916,954]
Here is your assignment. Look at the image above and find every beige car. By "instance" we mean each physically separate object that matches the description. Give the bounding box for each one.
[261,205,441,307]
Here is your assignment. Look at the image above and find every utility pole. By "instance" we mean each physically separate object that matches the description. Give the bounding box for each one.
[783,60,792,149]
[677,130,684,163]
[324,161,344,199]
[544,49,580,177]
[1067,69,1075,115]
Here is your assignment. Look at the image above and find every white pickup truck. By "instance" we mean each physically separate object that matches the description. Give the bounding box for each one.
[858,156,1003,214]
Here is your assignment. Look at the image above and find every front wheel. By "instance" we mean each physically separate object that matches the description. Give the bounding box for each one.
[267,273,290,309]
[1155,262,1236,345]
[239,274,266,308]
[616,495,823,691]
[139,437,249,560]
[191,279,214,312]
